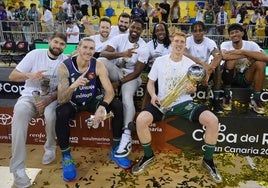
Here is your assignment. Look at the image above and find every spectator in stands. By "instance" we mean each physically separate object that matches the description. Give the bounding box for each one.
[17,5,31,43]
[185,21,223,114]
[78,0,90,16]
[131,31,223,184]
[91,0,101,17]
[195,3,204,22]
[7,5,17,41]
[90,17,113,58]
[9,32,68,188]
[249,9,261,36]
[142,22,172,109]
[150,3,161,24]
[236,3,248,24]
[62,0,74,21]
[264,14,268,47]
[261,0,268,13]
[42,6,54,35]
[55,6,69,32]
[231,1,239,18]
[99,18,149,159]
[220,23,268,114]
[142,0,154,28]
[159,0,170,23]
[131,0,147,24]
[0,3,9,40]
[203,3,216,35]
[55,37,131,181]
[170,0,180,24]
[109,12,131,38]
[216,6,229,36]
[250,0,261,10]
[66,20,80,43]
[27,3,41,39]
[73,4,83,21]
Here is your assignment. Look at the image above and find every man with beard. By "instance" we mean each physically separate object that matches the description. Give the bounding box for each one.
[220,23,268,114]
[89,17,113,58]
[99,18,149,159]
[9,32,68,188]
[109,12,131,38]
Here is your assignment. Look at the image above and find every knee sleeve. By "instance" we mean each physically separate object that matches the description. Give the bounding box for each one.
[222,68,234,85]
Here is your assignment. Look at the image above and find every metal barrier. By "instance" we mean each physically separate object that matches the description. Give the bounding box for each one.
[0,20,267,48]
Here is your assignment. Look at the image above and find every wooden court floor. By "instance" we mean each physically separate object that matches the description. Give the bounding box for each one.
[0,143,268,188]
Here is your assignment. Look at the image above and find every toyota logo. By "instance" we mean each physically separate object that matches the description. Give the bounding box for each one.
[0,114,13,125]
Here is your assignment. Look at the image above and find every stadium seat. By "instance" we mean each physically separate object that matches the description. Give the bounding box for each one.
[12,41,29,64]
[0,41,16,66]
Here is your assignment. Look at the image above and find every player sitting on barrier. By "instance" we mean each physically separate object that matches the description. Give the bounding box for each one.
[55,37,131,182]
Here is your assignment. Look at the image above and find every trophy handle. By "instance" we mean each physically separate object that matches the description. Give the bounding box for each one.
[85,111,114,129]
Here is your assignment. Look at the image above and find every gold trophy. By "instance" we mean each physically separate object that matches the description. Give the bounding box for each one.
[156,64,206,113]
[32,90,43,116]
[85,111,114,129]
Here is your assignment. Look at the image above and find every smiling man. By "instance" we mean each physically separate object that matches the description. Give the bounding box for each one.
[220,23,268,114]
[132,31,222,184]
[9,32,68,188]
[99,18,149,159]
[55,37,131,182]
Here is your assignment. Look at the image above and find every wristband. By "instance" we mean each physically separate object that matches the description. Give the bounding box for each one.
[100,101,109,109]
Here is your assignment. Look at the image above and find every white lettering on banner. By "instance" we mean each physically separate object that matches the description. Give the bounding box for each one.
[135,86,144,97]
[82,137,110,142]
[149,123,162,132]
[262,133,268,145]
[70,137,79,143]
[260,91,268,102]
[240,134,259,143]
[29,117,45,126]
[0,134,12,140]
[69,119,78,128]
[29,133,45,138]
[0,82,24,94]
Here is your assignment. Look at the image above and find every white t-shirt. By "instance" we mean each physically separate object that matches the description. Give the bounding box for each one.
[186,36,218,63]
[16,49,68,96]
[148,54,195,106]
[147,40,172,66]
[220,40,263,72]
[109,26,129,38]
[66,24,80,43]
[108,34,149,74]
[89,34,113,52]
[43,9,54,26]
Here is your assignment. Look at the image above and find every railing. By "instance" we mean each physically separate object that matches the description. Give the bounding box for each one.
[0,20,267,48]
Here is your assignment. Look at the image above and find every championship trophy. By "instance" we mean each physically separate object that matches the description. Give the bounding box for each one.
[32,90,43,116]
[156,64,206,113]
[85,111,114,129]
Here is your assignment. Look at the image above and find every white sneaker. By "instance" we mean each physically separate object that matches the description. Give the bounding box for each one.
[42,150,56,165]
[13,168,31,188]
[115,133,132,158]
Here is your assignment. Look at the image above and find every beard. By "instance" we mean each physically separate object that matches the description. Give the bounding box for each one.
[118,25,128,32]
[49,47,63,57]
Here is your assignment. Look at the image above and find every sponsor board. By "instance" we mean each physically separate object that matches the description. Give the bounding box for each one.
[1,107,268,155]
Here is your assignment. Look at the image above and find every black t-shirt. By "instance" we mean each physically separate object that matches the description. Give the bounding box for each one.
[159,3,170,23]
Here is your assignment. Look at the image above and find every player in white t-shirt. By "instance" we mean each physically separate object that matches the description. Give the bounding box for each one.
[109,12,131,38]
[89,17,113,58]
[132,32,222,184]
[142,22,172,109]
[9,33,68,188]
[220,23,268,114]
[99,18,149,159]
[185,21,223,114]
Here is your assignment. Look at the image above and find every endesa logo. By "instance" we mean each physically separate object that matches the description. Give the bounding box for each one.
[0,81,25,94]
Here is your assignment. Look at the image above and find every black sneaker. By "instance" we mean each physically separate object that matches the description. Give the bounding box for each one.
[202,159,223,183]
[222,95,232,111]
[249,98,265,114]
[132,155,155,175]
[212,99,223,114]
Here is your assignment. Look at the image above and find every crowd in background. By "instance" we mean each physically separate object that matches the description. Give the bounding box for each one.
[0,0,268,45]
